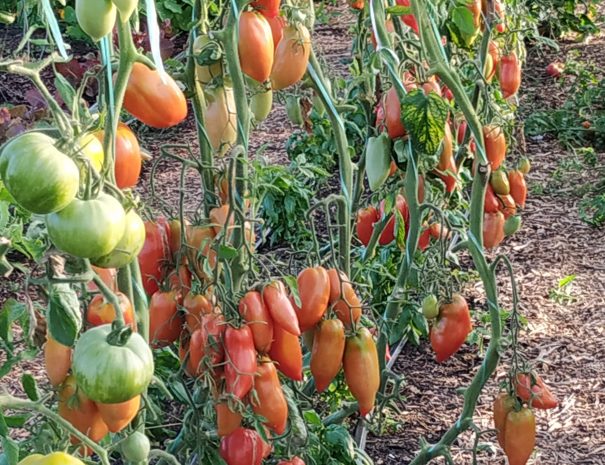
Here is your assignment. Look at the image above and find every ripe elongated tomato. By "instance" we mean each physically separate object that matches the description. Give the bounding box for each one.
[483,125,506,171]
[493,392,515,447]
[384,86,406,139]
[514,373,559,409]
[356,206,379,246]
[430,294,472,362]
[44,333,71,387]
[216,401,243,437]
[327,269,362,327]
[379,194,409,245]
[262,281,301,336]
[270,24,311,90]
[86,292,136,330]
[189,313,225,377]
[269,323,303,380]
[266,15,286,51]
[508,170,527,208]
[498,194,517,218]
[239,291,274,353]
[436,125,457,193]
[184,291,214,332]
[138,218,171,296]
[504,408,536,465]
[205,86,237,156]
[311,319,345,392]
[343,327,380,416]
[349,0,364,9]
[239,12,274,82]
[252,360,288,434]
[220,427,265,465]
[123,63,187,129]
[96,395,140,433]
[499,52,521,99]
[224,326,257,399]
[295,266,330,331]
[483,211,505,249]
[149,290,184,349]
[484,184,500,213]
[395,0,419,34]
[251,0,280,17]
[94,123,141,189]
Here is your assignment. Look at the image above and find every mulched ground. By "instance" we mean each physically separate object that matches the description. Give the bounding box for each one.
[2,4,605,465]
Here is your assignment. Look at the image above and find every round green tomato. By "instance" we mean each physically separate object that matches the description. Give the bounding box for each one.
[92,210,145,268]
[0,132,79,214]
[422,294,439,320]
[250,89,273,123]
[75,0,116,42]
[45,193,126,258]
[518,157,530,175]
[121,431,151,463]
[73,324,154,403]
[504,215,522,236]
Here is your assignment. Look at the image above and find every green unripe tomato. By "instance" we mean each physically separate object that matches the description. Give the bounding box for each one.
[518,157,531,175]
[504,215,522,236]
[76,0,117,42]
[121,431,151,464]
[490,170,510,196]
[112,0,138,21]
[92,209,145,268]
[422,294,439,320]
[250,89,273,123]
[285,95,304,127]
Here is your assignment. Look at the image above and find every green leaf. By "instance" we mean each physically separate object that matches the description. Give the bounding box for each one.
[40,0,68,59]
[394,207,406,250]
[217,244,238,260]
[451,6,476,36]
[303,409,322,426]
[0,437,18,465]
[47,283,82,347]
[365,133,392,192]
[386,5,412,16]
[0,299,26,345]
[21,373,39,401]
[401,89,449,157]
[283,275,300,307]
[3,415,29,428]
[54,74,76,112]
[324,424,356,458]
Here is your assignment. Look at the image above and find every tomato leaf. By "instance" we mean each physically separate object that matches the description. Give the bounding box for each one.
[47,283,81,347]
[394,207,406,250]
[386,5,412,16]
[21,373,39,401]
[365,133,392,192]
[401,89,449,157]
[217,244,238,260]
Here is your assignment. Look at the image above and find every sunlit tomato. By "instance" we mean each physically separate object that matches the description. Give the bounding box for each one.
[504,408,536,465]
[186,224,217,281]
[138,218,171,296]
[327,269,362,327]
[422,81,441,96]
[44,333,71,387]
[266,15,286,51]
[149,290,184,349]
[311,319,345,392]
[430,294,472,362]
[508,170,527,208]
[295,266,330,331]
[343,327,380,416]
[96,395,140,433]
[379,194,409,245]
[270,24,311,90]
[189,313,225,377]
[250,0,280,18]
[483,124,506,170]
[75,0,116,42]
[239,12,274,82]
[238,291,273,353]
[224,325,257,399]
[356,206,379,246]
[123,63,187,128]
[94,123,141,188]
[77,133,104,173]
[216,401,243,437]
[484,184,500,213]
[498,194,517,219]
[220,427,265,465]
[499,52,521,98]
[184,291,214,332]
[87,266,116,292]
[262,281,301,336]
[86,292,136,330]
[92,209,145,269]
[252,360,288,434]
[493,392,515,447]
[251,88,273,122]
[436,124,457,193]
[468,0,482,28]
[269,323,303,381]
[205,86,237,156]
[514,373,559,409]
[395,0,418,34]
[483,211,505,249]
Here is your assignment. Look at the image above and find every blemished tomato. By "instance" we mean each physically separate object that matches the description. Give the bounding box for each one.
[395,0,419,34]
[75,0,116,42]
[77,133,104,172]
[149,290,184,348]
[356,206,379,246]
[239,291,274,353]
[311,319,345,392]
[184,291,214,331]
[96,395,140,433]
[270,24,311,90]
[266,15,286,51]
[498,194,517,219]
[94,123,142,189]
[92,209,145,269]
[483,211,505,249]
[138,218,172,296]
[252,360,288,434]
[508,170,527,208]
[343,327,380,416]
[490,170,510,195]
[239,12,274,82]
[73,324,154,403]
[493,392,515,447]
[269,323,303,380]
[86,292,136,330]
[46,193,126,259]
[219,427,265,465]
[430,294,472,362]
[327,269,362,327]
[44,333,71,387]
[483,124,507,171]
[224,325,257,399]
[123,63,187,129]
[484,184,500,213]
[379,194,409,245]
[499,52,521,99]
[121,431,151,464]
[0,132,79,214]
[504,408,536,465]
[514,373,559,409]
[251,88,273,122]
[262,281,301,336]
[189,313,225,377]
[546,62,564,78]
[204,86,237,156]
[216,401,243,437]
[295,266,330,331]
[436,125,457,193]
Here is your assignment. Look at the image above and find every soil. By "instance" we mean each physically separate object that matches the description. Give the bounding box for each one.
[1,4,605,465]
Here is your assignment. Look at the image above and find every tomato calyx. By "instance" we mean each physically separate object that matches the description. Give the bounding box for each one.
[106,321,134,347]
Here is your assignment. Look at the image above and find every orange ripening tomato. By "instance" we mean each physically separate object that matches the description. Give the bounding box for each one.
[327,269,362,327]
[216,401,243,437]
[86,292,136,330]
[239,291,274,353]
[262,281,301,336]
[138,218,171,296]
[349,0,364,9]
[489,41,501,69]
[149,290,184,349]
[483,211,505,249]
[499,52,521,99]
[123,62,187,129]
[493,392,515,447]
[96,395,140,433]
[504,408,536,465]
[436,124,457,193]
[356,206,378,246]
[184,291,214,332]
[252,360,288,434]
[94,123,141,189]
[484,184,500,213]
[498,194,517,219]
[514,373,559,409]
[270,24,311,90]
[220,427,265,465]
[44,333,71,387]
[395,0,419,34]
[224,325,257,399]
[250,0,280,18]
[311,319,345,392]
[295,266,330,331]
[343,327,380,416]
[189,313,225,377]
[483,124,507,171]
[379,194,409,245]
[269,323,303,381]
[239,12,274,82]
[266,15,286,51]
[508,170,527,208]
[430,294,472,362]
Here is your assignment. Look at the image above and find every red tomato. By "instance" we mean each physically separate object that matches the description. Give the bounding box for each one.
[483,124,507,171]
[395,0,419,34]
[418,226,431,251]
[262,281,300,336]
[494,0,506,33]
[266,15,285,52]
[269,323,303,381]
[349,0,364,8]
[219,427,265,465]
[224,325,257,399]
[546,62,564,78]
[327,269,362,327]
[239,12,274,82]
[167,265,191,305]
[88,266,116,292]
[343,327,380,416]
[436,125,457,193]
[250,0,280,18]
[252,360,288,434]
[356,206,379,246]
[94,123,142,189]
[484,184,500,213]
[483,211,505,249]
[238,291,274,353]
[189,313,225,378]
[123,63,187,128]
[384,86,406,139]
[149,290,184,349]
[489,41,501,70]
[499,52,521,98]
[514,373,559,409]
[185,224,217,282]
[295,266,330,331]
[379,194,409,245]
[86,292,136,330]
[138,218,171,296]
[311,319,345,392]
[508,170,527,208]
[430,294,472,362]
